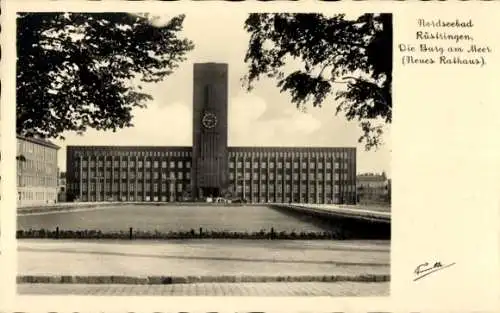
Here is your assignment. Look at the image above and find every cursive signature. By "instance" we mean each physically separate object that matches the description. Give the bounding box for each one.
[414,261,456,281]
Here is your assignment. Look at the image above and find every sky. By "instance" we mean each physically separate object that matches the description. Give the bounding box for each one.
[53,11,391,177]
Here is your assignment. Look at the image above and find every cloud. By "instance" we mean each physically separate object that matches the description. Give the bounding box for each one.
[228,93,322,146]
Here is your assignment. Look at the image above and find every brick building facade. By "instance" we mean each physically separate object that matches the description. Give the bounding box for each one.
[66,63,357,204]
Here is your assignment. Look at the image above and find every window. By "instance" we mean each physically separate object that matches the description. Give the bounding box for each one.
[186,161,191,169]
[177,172,183,179]
[269,163,275,169]
[153,161,158,168]
[121,161,127,168]
[145,172,151,179]
[153,172,159,179]
[186,172,191,179]
[229,162,235,169]
[318,163,323,169]
[161,161,167,168]
[161,172,167,179]
[261,162,266,168]
[114,161,119,167]
[252,173,258,180]
[237,162,243,169]
[309,173,315,180]
[153,184,158,192]
[310,163,315,169]
[178,161,183,168]
[277,162,282,169]
[293,162,298,169]
[229,173,234,180]
[293,173,299,180]
[138,172,143,179]
[138,161,143,168]
[170,161,175,168]
[261,174,267,180]
[245,172,250,180]
[130,184,135,191]
[285,162,291,169]
[245,162,250,169]
[145,161,151,168]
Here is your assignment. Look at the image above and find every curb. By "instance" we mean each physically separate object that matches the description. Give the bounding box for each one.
[17,274,390,285]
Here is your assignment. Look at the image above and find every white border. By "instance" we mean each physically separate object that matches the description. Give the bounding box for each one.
[2,1,500,312]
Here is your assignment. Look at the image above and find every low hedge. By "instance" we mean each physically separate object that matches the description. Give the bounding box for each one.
[17,227,347,240]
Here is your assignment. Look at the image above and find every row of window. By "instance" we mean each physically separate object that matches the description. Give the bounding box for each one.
[74,150,191,158]
[18,159,57,174]
[17,175,58,187]
[229,151,352,158]
[78,160,190,169]
[78,194,356,204]
[18,191,57,201]
[80,195,185,202]
[233,184,356,193]
[80,183,185,193]
[73,150,351,159]
[228,160,350,170]
[77,171,189,180]
[229,172,349,181]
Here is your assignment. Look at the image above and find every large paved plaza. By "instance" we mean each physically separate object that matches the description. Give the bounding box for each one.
[18,282,389,296]
[18,239,389,277]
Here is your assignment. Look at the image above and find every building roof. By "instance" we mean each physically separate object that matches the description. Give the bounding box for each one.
[17,135,60,150]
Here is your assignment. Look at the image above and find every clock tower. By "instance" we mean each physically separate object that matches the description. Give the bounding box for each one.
[191,63,229,200]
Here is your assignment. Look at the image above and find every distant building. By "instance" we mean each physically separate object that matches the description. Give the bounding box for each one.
[356,172,390,205]
[17,136,60,207]
[58,171,67,202]
[66,63,357,204]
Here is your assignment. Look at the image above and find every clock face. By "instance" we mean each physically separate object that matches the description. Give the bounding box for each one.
[202,112,217,129]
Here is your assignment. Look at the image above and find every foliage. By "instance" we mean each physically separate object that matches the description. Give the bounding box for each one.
[17,12,194,139]
[243,13,392,150]
[17,228,346,240]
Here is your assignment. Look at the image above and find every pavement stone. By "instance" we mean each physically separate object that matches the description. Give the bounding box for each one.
[18,282,390,296]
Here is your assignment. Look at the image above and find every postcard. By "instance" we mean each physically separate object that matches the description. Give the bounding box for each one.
[1,0,499,312]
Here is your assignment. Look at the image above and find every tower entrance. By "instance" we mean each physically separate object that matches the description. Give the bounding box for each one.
[199,187,221,199]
